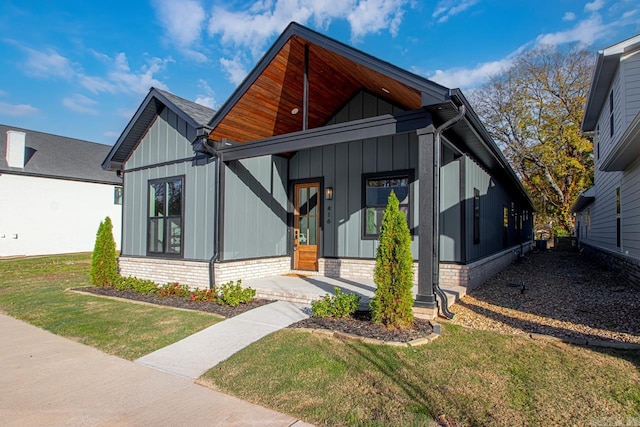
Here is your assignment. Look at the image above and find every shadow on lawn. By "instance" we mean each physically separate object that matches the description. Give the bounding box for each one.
[454,248,640,349]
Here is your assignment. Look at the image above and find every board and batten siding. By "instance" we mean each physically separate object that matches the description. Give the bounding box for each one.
[126,107,197,169]
[121,110,216,261]
[290,91,423,260]
[463,156,520,263]
[222,155,288,261]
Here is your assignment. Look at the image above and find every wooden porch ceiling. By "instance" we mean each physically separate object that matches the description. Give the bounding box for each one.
[208,35,423,144]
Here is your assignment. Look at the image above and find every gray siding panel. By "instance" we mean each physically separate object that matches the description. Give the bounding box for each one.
[440,156,460,262]
[222,156,288,261]
[122,158,216,261]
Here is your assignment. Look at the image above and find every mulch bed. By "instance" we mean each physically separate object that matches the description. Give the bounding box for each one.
[290,311,433,342]
[76,286,273,318]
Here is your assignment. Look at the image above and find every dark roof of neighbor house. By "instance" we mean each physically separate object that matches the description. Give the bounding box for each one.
[102,87,216,171]
[0,124,121,185]
[582,34,640,132]
[207,22,533,208]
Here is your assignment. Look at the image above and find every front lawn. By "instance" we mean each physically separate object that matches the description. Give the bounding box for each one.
[201,325,640,426]
[0,253,219,360]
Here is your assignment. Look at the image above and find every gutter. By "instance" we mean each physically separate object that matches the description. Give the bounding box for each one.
[432,103,466,319]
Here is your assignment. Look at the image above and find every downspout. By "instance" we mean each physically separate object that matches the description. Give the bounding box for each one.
[193,129,219,290]
[433,102,466,319]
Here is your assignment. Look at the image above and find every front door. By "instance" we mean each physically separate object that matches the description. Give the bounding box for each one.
[294,182,320,271]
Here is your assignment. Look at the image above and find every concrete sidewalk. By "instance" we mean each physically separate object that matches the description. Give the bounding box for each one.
[0,314,312,427]
[136,300,309,379]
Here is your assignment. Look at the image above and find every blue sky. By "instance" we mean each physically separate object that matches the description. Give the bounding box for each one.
[0,0,639,145]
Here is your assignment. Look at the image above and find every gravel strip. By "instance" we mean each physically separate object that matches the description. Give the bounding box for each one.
[450,249,640,344]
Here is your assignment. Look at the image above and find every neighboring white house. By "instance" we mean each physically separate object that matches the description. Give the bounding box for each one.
[0,125,122,257]
[573,34,640,284]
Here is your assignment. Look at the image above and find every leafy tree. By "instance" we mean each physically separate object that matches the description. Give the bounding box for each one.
[370,191,414,329]
[471,46,594,234]
[90,217,118,287]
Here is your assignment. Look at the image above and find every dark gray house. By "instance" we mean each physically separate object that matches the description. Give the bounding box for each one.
[103,23,534,317]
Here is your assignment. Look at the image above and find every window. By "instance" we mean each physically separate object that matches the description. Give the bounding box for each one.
[148,176,184,256]
[616,186,621,248]
[114,186,123,205]
[362,171,411,238]
[587,207,591,231]
[609,91,614,138]
[503,205,509,248]
[473,188,480,244]
[595,124,600,160]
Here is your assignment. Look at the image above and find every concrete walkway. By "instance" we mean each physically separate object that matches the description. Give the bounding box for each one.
[0,313,312,427]
[136,301,309,379]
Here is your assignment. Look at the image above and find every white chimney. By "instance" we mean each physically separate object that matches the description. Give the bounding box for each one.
[6,131,26,169]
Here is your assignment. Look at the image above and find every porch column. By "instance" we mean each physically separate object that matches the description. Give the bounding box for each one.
[415,125,436,310]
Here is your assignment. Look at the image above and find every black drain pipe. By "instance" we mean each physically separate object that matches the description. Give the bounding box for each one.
[433,102,466,319]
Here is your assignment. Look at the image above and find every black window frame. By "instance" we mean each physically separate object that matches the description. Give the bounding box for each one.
[147,175,185,258]
[610,91,615,138]
[361,169,413,239]
[616,186,621,248]
[114,186,123,205]
[473,187,480,245]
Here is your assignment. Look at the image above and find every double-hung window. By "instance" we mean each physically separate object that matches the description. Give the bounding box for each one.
[148,176,184,256]
[362,171,411,238]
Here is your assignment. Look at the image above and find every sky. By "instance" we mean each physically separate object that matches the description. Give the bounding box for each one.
[0,0,639,146]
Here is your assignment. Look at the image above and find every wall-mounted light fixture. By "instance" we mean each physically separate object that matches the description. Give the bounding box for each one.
[325,187,333,200]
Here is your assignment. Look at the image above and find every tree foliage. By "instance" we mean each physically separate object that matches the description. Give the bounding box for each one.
[371,191,414,329]
[471,46,594,234]
[90,216,118,287]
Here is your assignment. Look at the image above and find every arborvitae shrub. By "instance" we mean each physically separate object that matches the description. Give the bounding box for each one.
[90,217,118,287]
[370,191,415,329]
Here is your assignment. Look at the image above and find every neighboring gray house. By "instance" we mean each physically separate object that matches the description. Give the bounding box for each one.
[573,34,640,284]
[103,23,534,317]
[1,124,122,256]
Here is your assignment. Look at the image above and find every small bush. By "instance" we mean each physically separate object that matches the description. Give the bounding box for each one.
[90,217,118,287]
[114,276,158,294]
[311,286,360,319]
[218,280,256,307]
[371,191,414,329]
[190,287,219,303]
[158,282,191,298]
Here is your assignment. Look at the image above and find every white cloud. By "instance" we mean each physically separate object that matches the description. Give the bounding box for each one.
[62,94,98,115]
[428,56,514,89]
[151,0,208,62]
[195,79,216,109]
[220,56,248,86]
[103,131,121,138]
[585,0,605,13]
[0,102,38,116]
[536,14,608,47]
[22,47,75,79]
[79,53,171,95]
[347,0,406,42]
[562,11,576,21]
[208,0,409,57]
[195,96,215,108]
[432,0,479,24]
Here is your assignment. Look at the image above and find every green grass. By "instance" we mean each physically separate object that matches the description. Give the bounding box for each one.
[0,253,219,360]
[202,324,640,426]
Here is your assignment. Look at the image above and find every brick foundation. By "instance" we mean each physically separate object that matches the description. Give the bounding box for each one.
[213,257,291,285]
[580,243,640,286]
[118,257,210,289]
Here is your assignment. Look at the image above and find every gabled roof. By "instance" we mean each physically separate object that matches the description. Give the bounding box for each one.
[207,22,450,143]
[582,34,640,132]
[102,87,215,171]
[207,22,533,208]
[0,124,120,185]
